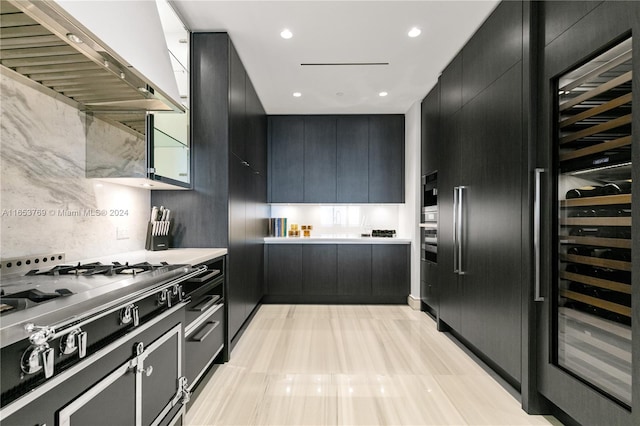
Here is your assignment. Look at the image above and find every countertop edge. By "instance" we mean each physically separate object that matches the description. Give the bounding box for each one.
[72,248,228,266]
[264,237,411,244]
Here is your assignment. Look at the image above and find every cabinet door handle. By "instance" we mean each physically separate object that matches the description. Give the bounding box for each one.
[191,321,220,342]
[190,295,221,312]
[458,186,466,276]
[187,270,220,283]
[453,187,459,273]
[534,168,545,302]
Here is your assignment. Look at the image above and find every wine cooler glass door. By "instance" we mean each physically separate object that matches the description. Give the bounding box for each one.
[555,37,633,409]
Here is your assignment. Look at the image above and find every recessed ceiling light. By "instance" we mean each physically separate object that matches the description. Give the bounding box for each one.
[141,183,153,187]
[379,91,388,97]
[293,92,302,97]
[280,29,293,39]
[408,27,421,38]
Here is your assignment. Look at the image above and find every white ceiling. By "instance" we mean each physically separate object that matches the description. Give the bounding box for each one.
[171,1,499,114]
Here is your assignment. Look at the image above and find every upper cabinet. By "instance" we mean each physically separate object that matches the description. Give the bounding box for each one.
[268,114,405,204]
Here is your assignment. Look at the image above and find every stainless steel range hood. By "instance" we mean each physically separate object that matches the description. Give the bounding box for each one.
[0,0,185,135]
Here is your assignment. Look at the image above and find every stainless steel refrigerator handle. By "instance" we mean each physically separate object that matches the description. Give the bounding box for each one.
[453,187,459,273]
[458,186,466,275]
[534,168,545,301]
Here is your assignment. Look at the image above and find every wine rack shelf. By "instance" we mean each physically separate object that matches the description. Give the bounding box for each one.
[560,236,632,249]
[560,194,631,207]
[560,217,631,227]
[560,290,631,317]
[560,253,631,271]
[560,270,631,294]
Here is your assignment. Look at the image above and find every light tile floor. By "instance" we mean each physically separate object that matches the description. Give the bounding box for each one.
[185,305,561,425]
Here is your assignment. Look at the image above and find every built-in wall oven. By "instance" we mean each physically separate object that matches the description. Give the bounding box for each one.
[420,171,438,313]
[421,171,438,263]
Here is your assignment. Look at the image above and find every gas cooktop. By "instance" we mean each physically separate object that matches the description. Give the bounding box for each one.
[0,261,181,316]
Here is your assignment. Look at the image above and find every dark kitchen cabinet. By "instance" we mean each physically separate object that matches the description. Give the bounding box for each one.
[304,116,337,202]
[229,45,246,160]
[457,64,523,385]
[228,154,248,339]
[372,244,409,297]
[303,245,337,295]
[266,244,302,296]
[461,0,522,104]
[264,243,408,303]
[269,116,304,203]
[421,83,439,176]
[437,110,463,332]
[337,245,371,295]
[153,33,267,349]
[246,78,267,174]
[368,115,405,203]
[337,116,369,203]
[439,52,462,118]
[426,0,524,390]
[268,114,404,203]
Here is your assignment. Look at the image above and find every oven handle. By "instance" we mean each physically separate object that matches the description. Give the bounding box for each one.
[190,295,221,312]
[190,321,220,342]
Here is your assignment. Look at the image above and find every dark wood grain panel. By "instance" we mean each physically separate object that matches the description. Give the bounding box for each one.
[303,245,337,295]
[337,245,371,296]
[368,115,405,203]
[268,116,304,203]
[266,245,302,295]
[304,116,337,202]
[371,245,409,297]
[337,116,369,203]
[462,0,523,105]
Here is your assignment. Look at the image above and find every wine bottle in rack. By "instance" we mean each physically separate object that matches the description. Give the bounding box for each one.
[565,185,603,199]
[600,249,631,262]
[601,180,632,195]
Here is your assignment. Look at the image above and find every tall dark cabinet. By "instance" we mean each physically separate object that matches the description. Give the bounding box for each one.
[424,0,525,389]
[152,33,267,349]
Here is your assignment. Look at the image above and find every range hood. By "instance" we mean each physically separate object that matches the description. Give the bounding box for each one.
[0,0,184,135]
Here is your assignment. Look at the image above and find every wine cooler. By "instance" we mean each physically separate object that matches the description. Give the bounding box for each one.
[555,37,632,407]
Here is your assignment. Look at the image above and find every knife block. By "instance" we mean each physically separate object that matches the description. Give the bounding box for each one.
[145,222,169,251]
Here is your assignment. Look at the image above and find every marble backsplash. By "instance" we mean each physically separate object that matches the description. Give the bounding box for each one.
[0,73,150,263]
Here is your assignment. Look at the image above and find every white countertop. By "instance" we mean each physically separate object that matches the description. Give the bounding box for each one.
[72,248,227,266]
[264,237,411,244]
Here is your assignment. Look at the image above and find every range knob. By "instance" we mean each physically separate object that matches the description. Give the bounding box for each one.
[60,329,88,358]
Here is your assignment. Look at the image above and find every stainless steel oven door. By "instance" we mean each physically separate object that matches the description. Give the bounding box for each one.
[58,323,186,426]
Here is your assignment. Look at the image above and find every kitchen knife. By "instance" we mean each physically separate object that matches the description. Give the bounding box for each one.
[150,206,158,236]
[164,209,171,235]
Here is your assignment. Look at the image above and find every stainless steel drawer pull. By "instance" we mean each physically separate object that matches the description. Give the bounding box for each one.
[191,321,220,342]
[190,295,220,312]
[187,270,221,283]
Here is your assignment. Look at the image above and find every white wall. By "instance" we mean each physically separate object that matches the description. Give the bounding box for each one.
[1,73,150,263]
[400,101,422,301]
[269,204,400,237]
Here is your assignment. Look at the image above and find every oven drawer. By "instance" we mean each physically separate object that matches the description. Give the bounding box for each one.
[184,305,224,390]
